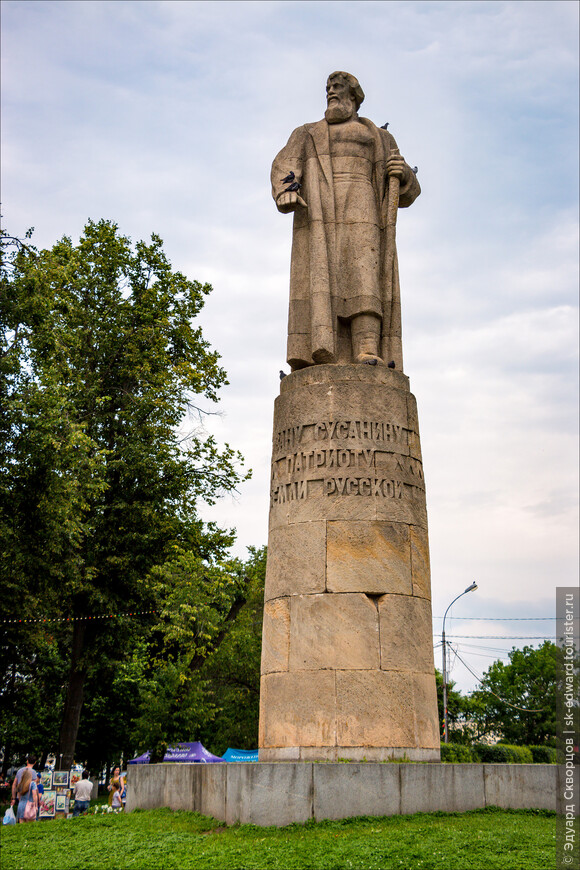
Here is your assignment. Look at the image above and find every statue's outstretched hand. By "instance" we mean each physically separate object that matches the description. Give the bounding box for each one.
[276,191,308,214]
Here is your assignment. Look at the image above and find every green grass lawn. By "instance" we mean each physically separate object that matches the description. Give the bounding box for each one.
[1,806,555,870]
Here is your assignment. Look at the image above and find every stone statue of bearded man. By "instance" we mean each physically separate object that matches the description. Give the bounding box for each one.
[271,71,420,371]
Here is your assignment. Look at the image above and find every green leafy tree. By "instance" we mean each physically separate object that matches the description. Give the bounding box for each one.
[0,624,69,771]
[1,223,98,770]
[131,548,248,761]
[128,546,266,761]
[124,548,266,760]
[73,638,149,772]
[199,545,266,754]
[467,642,562,745]
[0,219,249,769]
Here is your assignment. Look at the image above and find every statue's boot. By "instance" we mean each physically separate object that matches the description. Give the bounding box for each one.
[352,313,383,364]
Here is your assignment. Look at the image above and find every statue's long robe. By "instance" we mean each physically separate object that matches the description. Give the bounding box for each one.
[271,118,420,369]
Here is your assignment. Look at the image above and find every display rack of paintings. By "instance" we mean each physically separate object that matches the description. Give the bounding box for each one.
[38,790,56,818]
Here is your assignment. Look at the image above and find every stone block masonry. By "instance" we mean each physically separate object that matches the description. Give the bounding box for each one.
[258,364,440,761]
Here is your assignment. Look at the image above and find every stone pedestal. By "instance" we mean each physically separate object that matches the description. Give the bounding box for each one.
[259,365,440,761]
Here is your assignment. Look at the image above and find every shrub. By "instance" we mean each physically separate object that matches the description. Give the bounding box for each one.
[505,745,534,764]
[441,743,553,764]
[440,744,474,763]
[473,743,533,764]
[529,745,558,764]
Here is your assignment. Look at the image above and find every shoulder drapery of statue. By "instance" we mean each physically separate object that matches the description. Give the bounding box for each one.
[271,71,420,372]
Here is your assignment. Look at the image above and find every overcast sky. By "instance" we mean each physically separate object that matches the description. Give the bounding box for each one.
[2,0,578,693]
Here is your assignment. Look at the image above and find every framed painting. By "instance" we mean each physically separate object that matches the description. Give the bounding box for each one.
[39,770,53,789]
[70,771,81,787]
[55,794,67,813]
[39,790,56,818]
[53,770,69,787]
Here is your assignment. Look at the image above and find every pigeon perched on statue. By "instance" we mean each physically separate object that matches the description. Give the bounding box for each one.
[281,172,295,184]
[284,181,302,193]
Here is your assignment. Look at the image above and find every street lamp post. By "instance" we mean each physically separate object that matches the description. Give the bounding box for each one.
[442,581,478,744]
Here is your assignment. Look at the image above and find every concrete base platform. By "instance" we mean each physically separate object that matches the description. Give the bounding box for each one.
[126,762,556,827]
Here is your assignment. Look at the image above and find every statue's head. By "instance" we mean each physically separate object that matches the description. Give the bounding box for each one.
[325,71,365,124]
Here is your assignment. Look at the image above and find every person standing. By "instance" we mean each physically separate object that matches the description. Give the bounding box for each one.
[107,765,125,806]
[35,771,44,819]
[72,770,93,817]
[14,769,38,823]
[10,755,37,813]
[110,781,123,811]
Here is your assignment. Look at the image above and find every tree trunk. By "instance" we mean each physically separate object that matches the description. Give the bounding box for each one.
[57,621,87,769]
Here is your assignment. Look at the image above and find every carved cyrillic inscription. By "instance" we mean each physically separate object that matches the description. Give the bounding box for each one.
[271,480,308,505]
[394,455,424,481]
[314,420,405,442]
[276,447,376,476]
[270,417,426,508]
[325,477,403,498]
[273,418,409,459]
[275,426,305,452]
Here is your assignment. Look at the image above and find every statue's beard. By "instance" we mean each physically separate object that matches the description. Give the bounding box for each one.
[325,99,356,124]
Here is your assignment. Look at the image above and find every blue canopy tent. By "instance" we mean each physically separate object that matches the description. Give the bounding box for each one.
[128,751,151,764]
[221,748,259,762]
[128,742,223,764]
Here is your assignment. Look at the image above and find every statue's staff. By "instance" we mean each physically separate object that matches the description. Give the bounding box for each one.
[381,147,400,365]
